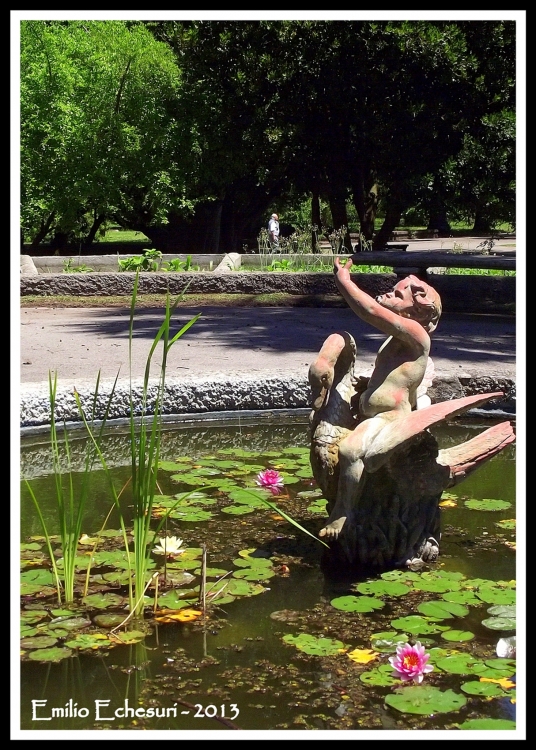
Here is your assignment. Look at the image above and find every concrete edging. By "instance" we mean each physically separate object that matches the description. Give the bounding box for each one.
[20,370,516,432]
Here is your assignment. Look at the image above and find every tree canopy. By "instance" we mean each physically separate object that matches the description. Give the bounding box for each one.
[20,19,516,253]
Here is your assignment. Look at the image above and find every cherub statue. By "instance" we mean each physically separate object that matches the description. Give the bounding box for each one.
[319,258,442,539]
[308,258,515,569]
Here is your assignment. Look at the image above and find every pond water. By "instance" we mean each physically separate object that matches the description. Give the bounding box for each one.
[18,415,519,736]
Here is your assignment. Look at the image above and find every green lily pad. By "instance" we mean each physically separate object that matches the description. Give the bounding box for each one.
[226,579,266,597]
[440,590,481,606]
[495,519,516,529]
[464,498,512,511]
[360,667,399,686]
[20,542,43,551]
[481,616,516,631]
[82,593,125,610]
[21,610,49,624]
[232,557,273,569]
[413,577,461,594]
[485,658,516,671]
[356,580,412,597]
[330,595,385,613]
[390,615,450,635]
[306,499,328,513]
[456,718,516,730]
[370,632,409,653]
[475,587,516,605]
[92,614,127,628]
[20,635,58,650]
[65,633,112,650]
[282,633,346,656]
[221,505,256,515]
[156,590,196,610]
[20,568,56,585]
[108,630,146,645]
[441,629,475,642]
[28,647,73,663]
[159,460,193,471]
[385,686,466,715]
[168,508,214,522]
[488,604,516,617]
[435,653,487,675]
[48,616,92,631]
[227,489,269,506]
[232,568,275,581]
[417,600,469,619]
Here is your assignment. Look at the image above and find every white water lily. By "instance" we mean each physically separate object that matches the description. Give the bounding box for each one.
[152,536,185,557]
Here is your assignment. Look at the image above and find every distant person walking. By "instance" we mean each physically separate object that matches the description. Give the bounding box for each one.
[268,213,280,252]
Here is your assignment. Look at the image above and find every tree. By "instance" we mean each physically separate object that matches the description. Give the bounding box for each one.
[20,20,190,251]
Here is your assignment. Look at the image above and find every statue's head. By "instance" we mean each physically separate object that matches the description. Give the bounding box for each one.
[376,275,442,332]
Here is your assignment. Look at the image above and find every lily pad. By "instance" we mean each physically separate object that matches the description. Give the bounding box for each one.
[417,600,469,619]
[360,666,399,686]
[356,580,411,597]
[495,519,516,529]
[65,633,112,650]
[385,686,466,715]
[168,508,214,522]
[440,590,481,606]
[370,632,409,653]
[156,590,197,610]
[330,595,385,613]
[221,505,256,515]
[456,718,516,730]
[108,630,146,645]
[464,498,512,511]
[92,614,127,629]
[226,579,266,597]
[282,633,346,656]
[441,629,475,642]
[20,635,58,650]
[390,615,450,635]
[475,587,516,606]
[28,647,73,663]
[435,653,487,675]
[481,616,516,631]
[232,568,275,581]
[81,593,125,610]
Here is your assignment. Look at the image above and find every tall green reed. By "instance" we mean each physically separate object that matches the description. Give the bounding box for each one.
[24,370,119,605]
[124,273,200,617]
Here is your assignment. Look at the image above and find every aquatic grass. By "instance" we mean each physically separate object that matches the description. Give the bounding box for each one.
[25,370,119,605]
[127,273,201,617]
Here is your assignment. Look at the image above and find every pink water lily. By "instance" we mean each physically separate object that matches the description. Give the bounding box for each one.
[256,469,284,495]
[388,641,434,684]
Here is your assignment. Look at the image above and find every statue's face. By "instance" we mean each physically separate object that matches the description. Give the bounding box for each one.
[376,276,441,330]
[376,277,421,314]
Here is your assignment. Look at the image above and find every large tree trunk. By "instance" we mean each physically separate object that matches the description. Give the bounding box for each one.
[373,204,403,250]
[472,211,492,233]
[328,191,353,253]
[311,190,322,253]
[81,213,107,252]
[351,168,378,242]
[29,212,56,250]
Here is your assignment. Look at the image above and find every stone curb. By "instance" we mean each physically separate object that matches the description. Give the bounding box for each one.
[20,370,516,432]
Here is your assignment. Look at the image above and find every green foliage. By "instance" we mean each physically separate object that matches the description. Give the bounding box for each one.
[118,249,163,272]
[163,255,200,272]
[63,258,94,273]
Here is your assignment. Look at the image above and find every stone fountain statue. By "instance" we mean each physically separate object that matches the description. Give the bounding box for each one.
[309,258,515,571]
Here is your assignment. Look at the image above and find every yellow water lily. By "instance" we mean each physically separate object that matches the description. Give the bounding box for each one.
[347,648,379,664]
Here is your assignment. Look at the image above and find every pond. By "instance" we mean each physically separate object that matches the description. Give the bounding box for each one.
[18,415,519,737]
